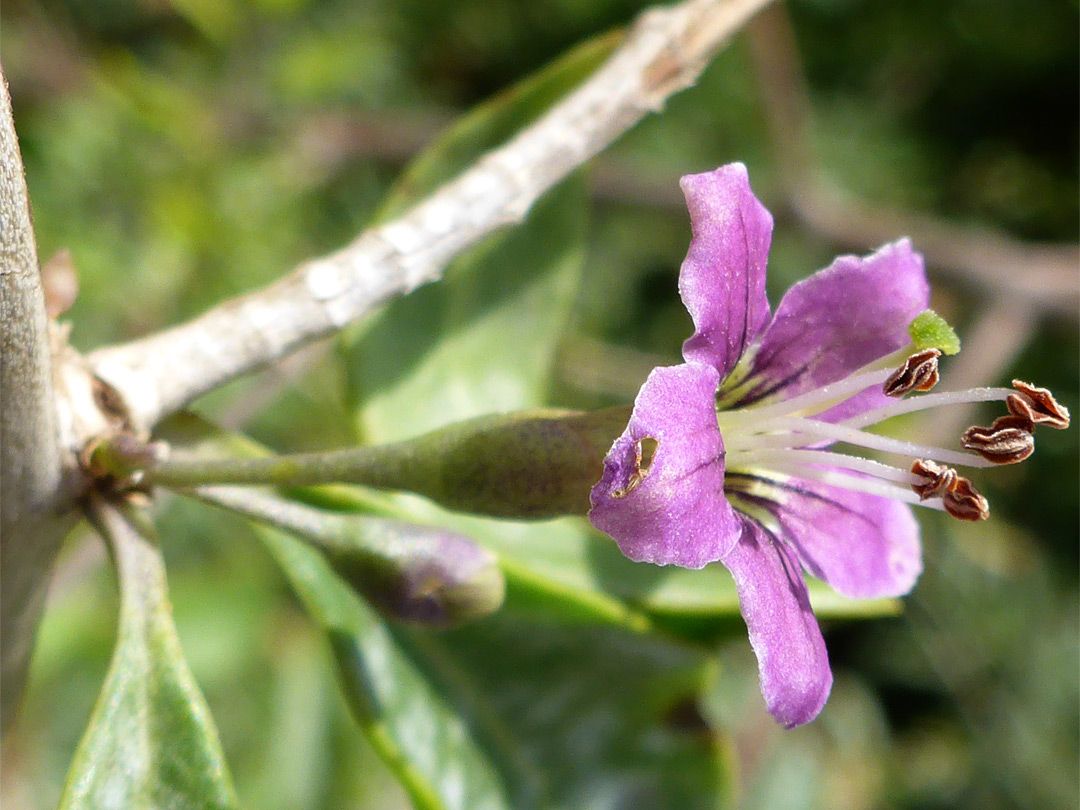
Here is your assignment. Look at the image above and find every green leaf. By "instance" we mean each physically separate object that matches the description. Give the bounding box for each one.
[253,523,528,810]
[342,33,618,442]
[412,614,731,810]
[61,501,238,810]
[255,515,729,810]
[345,174,588,442]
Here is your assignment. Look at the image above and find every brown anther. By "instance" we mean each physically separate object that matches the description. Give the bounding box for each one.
[611,436,658,499]
[942,477,989,522]
[960,415,1035,465]
[883,349,941,397]
[910,459,957,499]
[1008,381,1070,429]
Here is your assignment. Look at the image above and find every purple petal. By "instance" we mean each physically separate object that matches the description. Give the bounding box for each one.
[723,519,832,728]
[589,363,742,569]
[735,475,922,599]
[679,164,773,379]
[738,239,929,419]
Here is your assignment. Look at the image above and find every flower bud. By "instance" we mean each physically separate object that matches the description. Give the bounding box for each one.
[321,518,505,628]
[190,486,504,628]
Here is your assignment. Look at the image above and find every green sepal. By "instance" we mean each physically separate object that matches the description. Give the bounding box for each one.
[908,309,961,355]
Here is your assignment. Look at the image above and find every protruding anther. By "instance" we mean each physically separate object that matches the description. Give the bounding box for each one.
[884,349,941,397]
[1008,381,1070,429]
[911,459,989,520]
[910,459,956,499]
[961,415,1035,465]
[942,478,990,522]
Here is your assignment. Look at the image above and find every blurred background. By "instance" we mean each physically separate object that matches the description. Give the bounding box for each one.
[2,0,1077,808]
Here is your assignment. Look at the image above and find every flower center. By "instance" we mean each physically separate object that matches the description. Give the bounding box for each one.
[716,346,1069,521]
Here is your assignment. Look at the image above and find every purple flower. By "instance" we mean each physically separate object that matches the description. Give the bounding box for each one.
[589,164,1008,728]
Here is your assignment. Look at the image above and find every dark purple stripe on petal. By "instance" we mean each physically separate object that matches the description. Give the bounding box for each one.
[727,471,922,600]
[741,239,930,419]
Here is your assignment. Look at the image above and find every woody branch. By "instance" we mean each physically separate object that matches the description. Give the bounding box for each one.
[87,0,777,434]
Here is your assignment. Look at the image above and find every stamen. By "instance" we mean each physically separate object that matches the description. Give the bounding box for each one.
[909,459,957,499]
[1009,381,1070,429]
[717,365,895,426]
[942,478,989,522]
[841,387,1014,430]
[883,349,941,397]
[612,436,657,498]
[730,447,920,486]
[738,415,996,469]
[730,461,946,510]
[961,416,1035,465]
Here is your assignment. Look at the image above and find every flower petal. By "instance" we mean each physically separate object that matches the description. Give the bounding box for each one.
[723,518,832,728]
[589,363,741,569]
[679,163,773,378]
[728,473,922,599]
[737,239,929,417]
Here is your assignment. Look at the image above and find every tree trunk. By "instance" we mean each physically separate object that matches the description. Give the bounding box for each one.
[0,71,72,737]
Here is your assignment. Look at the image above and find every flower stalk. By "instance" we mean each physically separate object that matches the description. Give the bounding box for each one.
[139,409,628,519]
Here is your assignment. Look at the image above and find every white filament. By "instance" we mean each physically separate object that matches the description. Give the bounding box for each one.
[842,387,1013,429]
[736,415,994,469]
[735,462,945,511]
[730,447,921,485]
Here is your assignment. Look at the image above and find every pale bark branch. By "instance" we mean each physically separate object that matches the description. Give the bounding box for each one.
[87,0,776,433]
[0,70,70,735]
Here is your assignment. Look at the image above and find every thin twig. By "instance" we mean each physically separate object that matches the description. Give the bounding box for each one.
[88,0,776,433]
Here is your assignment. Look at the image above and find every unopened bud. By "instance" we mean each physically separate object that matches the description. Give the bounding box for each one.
[324,519,505,628]
[191,487,504,628]
[83,434,170,490]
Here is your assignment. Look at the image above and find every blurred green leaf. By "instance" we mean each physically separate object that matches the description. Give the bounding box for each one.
[346,174,588,442]
[61,502,238,810]
[253,515,731,810]
[373,31,620,222]
[411,615,730,810]
[253,523,527,810]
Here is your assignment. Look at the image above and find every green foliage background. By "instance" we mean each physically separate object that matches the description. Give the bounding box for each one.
[3,0,1077,808]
